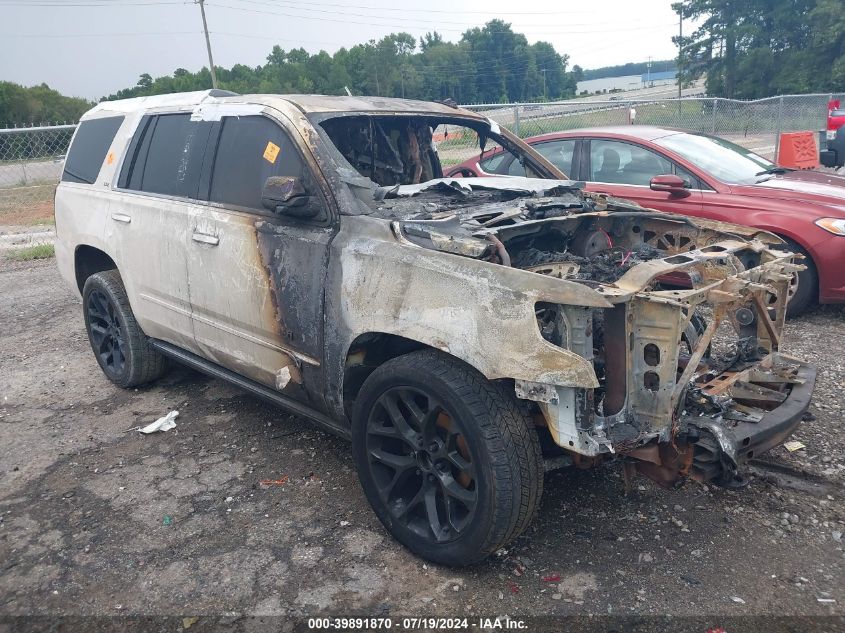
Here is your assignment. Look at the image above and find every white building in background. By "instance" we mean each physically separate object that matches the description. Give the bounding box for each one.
[576,71,677,95]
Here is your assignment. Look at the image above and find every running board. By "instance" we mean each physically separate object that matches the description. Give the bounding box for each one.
[150,339,350,440]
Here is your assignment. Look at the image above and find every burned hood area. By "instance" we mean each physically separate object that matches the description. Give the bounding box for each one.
[372,177,666,285]
[364,177,815,488]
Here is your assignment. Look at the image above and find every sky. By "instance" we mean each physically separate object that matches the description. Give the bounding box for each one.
[0,0,685,100]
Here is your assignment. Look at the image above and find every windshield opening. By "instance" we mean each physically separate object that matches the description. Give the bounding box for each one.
[654,132,775,185]
[317,114,520,187]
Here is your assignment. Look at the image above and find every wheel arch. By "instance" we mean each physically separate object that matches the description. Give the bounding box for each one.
[754,226,820,298]
[341,332,498,419]
[74,244,118,294]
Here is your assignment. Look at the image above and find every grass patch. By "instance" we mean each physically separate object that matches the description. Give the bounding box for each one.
[6,243,55,261]
[29,216,55,226]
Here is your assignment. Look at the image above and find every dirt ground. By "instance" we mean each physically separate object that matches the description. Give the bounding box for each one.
[1,257,844,629]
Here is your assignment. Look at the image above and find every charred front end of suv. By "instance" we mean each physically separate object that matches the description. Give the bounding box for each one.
[380,180,816,486]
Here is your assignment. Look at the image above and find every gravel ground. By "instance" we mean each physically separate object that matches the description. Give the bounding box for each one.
[1,257,843,629]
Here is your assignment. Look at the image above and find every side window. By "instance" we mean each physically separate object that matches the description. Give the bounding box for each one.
[209,115,304,211]
[479,151,509,174]
[533,139,576,176]
[590,139,673,186]
[123,113,213,198]
[62,116,124,184]
[506,157,527,176]
[674,164,699,188]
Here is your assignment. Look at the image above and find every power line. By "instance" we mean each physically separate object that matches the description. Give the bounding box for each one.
[0,30,203,37]
[206,3,677,35]
[0,1,187,5]
[228,0,664,21]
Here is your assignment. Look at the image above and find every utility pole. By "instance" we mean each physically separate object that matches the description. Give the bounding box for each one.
[677,7,683,119]
[540,68,547,101]
[646,56,652,86]
[678,8,683,102]
[197,0,218,89]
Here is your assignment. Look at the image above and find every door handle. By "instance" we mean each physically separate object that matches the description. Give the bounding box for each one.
[192,232,219,246]
[111,213,131,224]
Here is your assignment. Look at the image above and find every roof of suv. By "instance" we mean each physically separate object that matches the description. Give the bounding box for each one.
[87,90,478,119]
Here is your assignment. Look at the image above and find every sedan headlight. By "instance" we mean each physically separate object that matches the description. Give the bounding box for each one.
[826,130,837,141]
[815,217,845,235]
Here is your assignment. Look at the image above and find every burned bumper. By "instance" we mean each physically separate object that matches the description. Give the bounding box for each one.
[686,356,816,480]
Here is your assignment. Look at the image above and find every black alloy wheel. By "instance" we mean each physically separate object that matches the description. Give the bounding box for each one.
[352,350,543,566]
[86,287,127,378]
[82,269,168,388]
[364,386,477,544]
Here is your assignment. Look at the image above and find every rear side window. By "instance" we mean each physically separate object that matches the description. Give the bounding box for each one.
[121,113,213,199]
[479,151,509,174]
[62,116,124,184]
[209,115,303,211]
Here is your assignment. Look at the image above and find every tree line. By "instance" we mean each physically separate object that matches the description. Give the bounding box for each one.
[676,0,845,98]
[0,82,92,127]
[106,21,581,106]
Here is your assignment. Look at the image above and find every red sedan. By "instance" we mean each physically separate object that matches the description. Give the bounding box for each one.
[446,126,845,315]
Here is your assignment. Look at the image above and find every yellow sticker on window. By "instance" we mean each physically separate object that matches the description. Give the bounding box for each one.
[106,152,114,165]
[263,141,280,164]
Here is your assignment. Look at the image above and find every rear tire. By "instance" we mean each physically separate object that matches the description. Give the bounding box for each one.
[351,350,543,566]
[82,270,168,388]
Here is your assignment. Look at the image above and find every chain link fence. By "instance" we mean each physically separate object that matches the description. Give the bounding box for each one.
[457,93,845,164]
[0,125,74,226]
[1,93,842,226]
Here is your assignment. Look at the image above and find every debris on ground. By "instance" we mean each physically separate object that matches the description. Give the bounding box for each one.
[784,440,806,452]
[259,476,289,488]
[139,410,179,434]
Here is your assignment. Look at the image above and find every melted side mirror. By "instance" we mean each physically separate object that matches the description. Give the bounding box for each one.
[650,174,691,198]
[261,176,317,216]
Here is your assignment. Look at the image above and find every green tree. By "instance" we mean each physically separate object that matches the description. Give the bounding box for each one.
[99,20,576,104]
[675,0,843,98]
[0,81,92,126]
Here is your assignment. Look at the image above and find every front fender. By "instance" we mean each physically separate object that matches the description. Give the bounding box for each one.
[329,215,606,392]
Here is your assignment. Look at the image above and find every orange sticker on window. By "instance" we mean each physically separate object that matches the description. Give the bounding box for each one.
[106,152,114,165]
[263,141,280,164]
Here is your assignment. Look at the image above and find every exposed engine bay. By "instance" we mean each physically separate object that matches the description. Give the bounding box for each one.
[375,177,816,488]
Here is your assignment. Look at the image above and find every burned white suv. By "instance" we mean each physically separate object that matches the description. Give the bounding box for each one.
[56,90,816,565]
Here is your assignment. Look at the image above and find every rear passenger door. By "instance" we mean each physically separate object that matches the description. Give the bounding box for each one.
[186,112,334,406]
[109,112,214,352]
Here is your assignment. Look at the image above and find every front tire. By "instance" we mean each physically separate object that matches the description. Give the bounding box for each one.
[777,239,816,317]
[82,270,167,388]
[351,350,543,566]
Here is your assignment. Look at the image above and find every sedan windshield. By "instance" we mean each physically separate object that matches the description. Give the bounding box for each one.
[654,132,776,185]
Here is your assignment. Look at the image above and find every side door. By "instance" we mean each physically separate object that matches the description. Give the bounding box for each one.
[581,138,704,216]
[186,111,335,409]
[107,112,214,352]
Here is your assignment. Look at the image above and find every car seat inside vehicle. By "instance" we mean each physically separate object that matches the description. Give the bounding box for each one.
[594,148,621,182]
